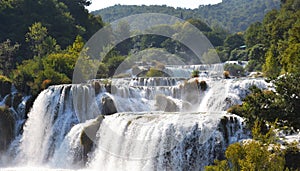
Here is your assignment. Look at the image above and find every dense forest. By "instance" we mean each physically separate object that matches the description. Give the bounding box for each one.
[0,0,299,170]
[93,0,280,32]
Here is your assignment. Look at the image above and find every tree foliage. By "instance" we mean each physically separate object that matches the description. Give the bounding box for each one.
[205,121,285,171]
[0,0,104,62]
[0,39,19,76]
[93,0,280,33]
[228,73,300,130]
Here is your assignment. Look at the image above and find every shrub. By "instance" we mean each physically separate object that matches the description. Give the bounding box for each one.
[205,121,285,171]
[191,70,200,78]
[223,71,230,79]
[0,75,12,83]
[146,68,164,77]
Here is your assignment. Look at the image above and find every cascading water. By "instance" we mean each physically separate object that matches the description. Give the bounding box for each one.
[0,74,272,170]
[88,113,248,171]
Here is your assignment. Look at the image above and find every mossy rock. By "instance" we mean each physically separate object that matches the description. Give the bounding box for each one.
[80,115,104,162]
[0,107,15,151]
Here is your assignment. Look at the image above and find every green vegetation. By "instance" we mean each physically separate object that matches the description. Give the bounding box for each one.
[228,72,300,130]
[191,70,200,78]
[93,0,280,32]
[244,0,300,77]
[146,68,165,77]
[12,35,84,95]
[205,121,286,171]
[0,0,104,61]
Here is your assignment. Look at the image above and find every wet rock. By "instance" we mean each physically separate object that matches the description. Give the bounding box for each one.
[182,101,193,112]
[4,93,23,110]
[0,79,11,98]
[101,95,117,115]
[155,94,179,112]
[0,107,15,152]
[80,115,104,162]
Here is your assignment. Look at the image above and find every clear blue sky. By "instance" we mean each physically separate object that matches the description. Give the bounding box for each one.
[87,0,222,11]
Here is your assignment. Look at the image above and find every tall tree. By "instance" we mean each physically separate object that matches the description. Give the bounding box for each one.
[0,40,19,76]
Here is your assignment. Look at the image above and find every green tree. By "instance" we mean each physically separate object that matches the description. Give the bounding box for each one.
[224,34,245,51]
[25,22,60,57]
[263,45,281,78]
[205,122,285,171]
[186,18,212,32]
[244,22,265,48]
[106,56,126,77]
[0,39,19,76]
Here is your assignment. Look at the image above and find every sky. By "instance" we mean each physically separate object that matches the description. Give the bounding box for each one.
[87,0,222,11]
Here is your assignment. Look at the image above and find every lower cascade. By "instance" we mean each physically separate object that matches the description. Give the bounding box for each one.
[0,78,270,170]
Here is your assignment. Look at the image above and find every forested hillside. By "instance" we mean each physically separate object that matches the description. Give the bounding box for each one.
[0,0,104,63]
[93,0,280,32]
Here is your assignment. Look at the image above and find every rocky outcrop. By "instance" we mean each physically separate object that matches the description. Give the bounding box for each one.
[80,115,105,162]
[0,107,15,152]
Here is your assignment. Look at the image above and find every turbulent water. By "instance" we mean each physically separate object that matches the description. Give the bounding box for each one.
[0,76,272,170]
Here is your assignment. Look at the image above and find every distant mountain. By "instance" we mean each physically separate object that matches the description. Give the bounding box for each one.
[92,0,280,32]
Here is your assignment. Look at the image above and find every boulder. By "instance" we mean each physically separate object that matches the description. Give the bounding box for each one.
[101,95,117,115]
[0,79,11,98]
[155,94,179,112]
[80,115,105,162]
[0,107,15,152]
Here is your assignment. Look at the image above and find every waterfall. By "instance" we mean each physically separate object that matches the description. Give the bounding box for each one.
[198,78,271,112]
[14,84,104,166]
[0,77,272,170]
[88,113,248,170]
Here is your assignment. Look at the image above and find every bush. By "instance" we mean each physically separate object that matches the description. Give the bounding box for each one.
[205,121,285,171]
[191,70,200,78]
[146,68,164,77]
[227,73,300,130]
[0,75,12,83]
[223,71,230,79]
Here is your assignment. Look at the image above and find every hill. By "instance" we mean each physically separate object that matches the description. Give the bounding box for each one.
[92,0,280,32]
